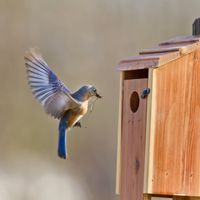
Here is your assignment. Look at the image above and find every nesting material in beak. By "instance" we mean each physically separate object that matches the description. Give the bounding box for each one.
[96,93,102,98]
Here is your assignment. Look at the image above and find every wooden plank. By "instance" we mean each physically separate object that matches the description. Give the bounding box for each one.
[140,46,180,55]
[148,50,200,196]
[121,78,148,200]
[120,54,165,62]
[145,68,157,194]
[116,72,124,195]
[140,42,200,55]
[118,42,200,71]
[118,58,159,71]
[117,51,180,71]
[159,35,200,46]
[143,68,154,193]
[119,53,180,64]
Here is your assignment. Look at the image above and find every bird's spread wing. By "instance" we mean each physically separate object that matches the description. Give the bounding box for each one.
[25,48,81,119]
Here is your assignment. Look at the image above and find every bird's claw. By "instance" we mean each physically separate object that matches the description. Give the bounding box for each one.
[73,121,81,128]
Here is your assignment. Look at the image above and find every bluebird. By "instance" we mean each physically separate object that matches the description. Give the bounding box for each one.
[24,48,101,159]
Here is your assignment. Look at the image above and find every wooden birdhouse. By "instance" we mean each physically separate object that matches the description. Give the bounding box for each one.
[116,18,200,200]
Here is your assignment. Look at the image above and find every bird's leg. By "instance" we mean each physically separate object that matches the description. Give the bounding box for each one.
[73,121,82,128]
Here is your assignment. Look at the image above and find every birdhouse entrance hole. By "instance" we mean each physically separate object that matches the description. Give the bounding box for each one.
[130,91,139,113]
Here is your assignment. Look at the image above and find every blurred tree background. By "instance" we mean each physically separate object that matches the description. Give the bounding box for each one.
[0,0,200,199]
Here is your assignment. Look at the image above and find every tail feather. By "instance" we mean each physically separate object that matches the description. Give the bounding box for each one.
[58,117,68,159]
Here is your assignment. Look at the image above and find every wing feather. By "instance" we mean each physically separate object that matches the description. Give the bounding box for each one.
[25,48,80,119]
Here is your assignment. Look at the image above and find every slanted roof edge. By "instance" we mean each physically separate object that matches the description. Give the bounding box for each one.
[117,36,200,71]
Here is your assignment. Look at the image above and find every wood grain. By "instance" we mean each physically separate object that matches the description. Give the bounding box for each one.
[121,78,148,200]
[144,68,154,193]
[149,50,200,196]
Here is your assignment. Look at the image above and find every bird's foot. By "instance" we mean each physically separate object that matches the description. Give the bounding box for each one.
[73,121,81,128]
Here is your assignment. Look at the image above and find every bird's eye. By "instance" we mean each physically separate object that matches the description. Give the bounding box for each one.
[93,88,97,93]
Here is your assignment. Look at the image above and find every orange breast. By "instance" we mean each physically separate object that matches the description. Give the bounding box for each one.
[68,113,80,128]
[67,101,88,128]
[79,101,88,115]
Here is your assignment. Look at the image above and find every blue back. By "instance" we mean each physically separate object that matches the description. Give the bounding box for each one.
[72,86,89,101]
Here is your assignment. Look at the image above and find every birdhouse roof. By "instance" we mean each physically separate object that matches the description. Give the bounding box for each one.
[117,35,200,71]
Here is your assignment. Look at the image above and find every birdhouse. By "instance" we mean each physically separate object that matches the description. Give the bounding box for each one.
[116,18,200,200]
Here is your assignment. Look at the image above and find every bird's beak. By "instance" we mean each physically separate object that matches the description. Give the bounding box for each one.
[96,93,102,98]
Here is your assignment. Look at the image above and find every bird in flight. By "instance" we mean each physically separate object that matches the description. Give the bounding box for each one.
[24,48,101,159]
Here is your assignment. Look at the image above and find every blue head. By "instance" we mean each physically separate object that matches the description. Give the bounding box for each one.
[72,85,101,102]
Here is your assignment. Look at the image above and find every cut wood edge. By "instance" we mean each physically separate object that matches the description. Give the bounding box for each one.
[179,42,200,55]
[115,72,123,195]
[117,58,159,71]
[143,68,153,193]
[159,35,200,46]
[140,46,180,55]
[146,68,157,193]
[117,41,200,71]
